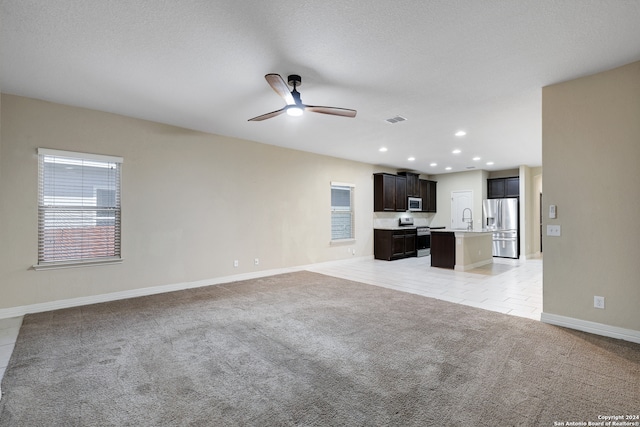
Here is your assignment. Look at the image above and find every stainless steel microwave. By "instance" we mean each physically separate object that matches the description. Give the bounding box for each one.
[408,197,422,211]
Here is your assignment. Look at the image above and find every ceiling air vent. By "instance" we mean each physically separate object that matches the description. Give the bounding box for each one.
[385,115,407,124]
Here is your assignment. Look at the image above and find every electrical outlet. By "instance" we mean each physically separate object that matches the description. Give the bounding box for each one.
[233,260,239,267]
[546,225,561,236]
[594,296,605,309]
[254,258,259,265]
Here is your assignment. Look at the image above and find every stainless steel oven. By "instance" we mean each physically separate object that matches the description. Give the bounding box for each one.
[416,227,430,257]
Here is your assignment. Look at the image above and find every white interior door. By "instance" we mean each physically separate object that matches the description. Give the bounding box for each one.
[451,190,473,230]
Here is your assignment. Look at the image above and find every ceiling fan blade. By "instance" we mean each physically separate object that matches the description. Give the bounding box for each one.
[305,105,357,118]
[265,74,295,105]
[248,107,287,121]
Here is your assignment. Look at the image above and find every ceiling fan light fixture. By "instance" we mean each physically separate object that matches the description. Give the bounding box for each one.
[286,105,304,117]
[248,74,356,121]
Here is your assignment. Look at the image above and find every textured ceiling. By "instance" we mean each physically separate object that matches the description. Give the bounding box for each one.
[2,0,640,174]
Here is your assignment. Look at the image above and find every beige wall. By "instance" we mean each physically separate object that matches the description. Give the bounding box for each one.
[542,61,640,331]
[488,169,519,179]
[0,95,376,310]
[531,168,542,256]
[519,165,543,258]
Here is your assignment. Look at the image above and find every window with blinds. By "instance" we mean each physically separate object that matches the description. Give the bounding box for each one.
[37,148,123,267]
[331,183,354,241]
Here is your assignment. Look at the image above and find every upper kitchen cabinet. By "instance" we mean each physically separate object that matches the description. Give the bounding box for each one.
[505,177,520,197]
[398,172,420,197]
[488,177,519,198]
[374,173,407,212]
[374,173,396,211]
[420,179,437,212]
[488,178,505,198]
[374,173,437,212]
[395,175,407,211]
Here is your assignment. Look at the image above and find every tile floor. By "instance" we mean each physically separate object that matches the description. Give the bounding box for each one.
[0,316,23,396]
[0,255,542,393]
[310,255,543,320]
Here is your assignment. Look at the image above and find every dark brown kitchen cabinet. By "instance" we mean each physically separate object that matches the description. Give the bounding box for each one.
[488,177,519,198]
[395,175,407,211]
[374,173,408,212]
[430,231,455,269]
[419,179,437,212]
[488,178,505,199]
[374,228,417,260]
[505,177,520,197]
[404,232,416,257]
[374,173,396,211]
[392,234,406,258]
[398,172,420,197]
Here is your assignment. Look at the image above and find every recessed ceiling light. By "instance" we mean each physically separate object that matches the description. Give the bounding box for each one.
[379,147,388,152]
[472,156,481,161]
[486,161,494,166]
[445,166,452,171]
[455,130,466,137]
[430,162,437,167]
[408,157,415,162]
[452,149,461,154]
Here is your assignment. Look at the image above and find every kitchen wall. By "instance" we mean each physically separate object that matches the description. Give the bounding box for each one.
[0,94,376,311]
[542,60,640,333]
[488,169,519,179]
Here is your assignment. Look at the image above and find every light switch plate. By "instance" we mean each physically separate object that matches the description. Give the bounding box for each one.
[547,225,561,236]
[549,204,557,219]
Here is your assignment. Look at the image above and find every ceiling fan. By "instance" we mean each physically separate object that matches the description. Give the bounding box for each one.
[248,74,357,121]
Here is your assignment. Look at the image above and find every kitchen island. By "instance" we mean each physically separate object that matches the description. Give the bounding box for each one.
[430,229,493,271]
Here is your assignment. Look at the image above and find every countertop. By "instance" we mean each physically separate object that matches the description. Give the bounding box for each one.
[374,226,449,231]
[374,226,417,231]
[430,229,493,234]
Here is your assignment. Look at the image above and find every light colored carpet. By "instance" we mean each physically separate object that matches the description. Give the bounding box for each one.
[0,271,638,426]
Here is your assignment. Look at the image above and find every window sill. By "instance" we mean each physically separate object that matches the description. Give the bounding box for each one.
[32,258,123,271]
[330,239,356,246]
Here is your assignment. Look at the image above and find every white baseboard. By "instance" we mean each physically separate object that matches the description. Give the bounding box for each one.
[0,256,373,320]
[541,312,640,344]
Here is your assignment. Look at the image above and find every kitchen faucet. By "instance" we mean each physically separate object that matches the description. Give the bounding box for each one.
[462,208,473,230]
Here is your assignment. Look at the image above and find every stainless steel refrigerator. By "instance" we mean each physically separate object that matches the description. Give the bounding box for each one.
[482,198,519,258]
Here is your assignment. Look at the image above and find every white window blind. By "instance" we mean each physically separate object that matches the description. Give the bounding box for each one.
[331,183,354,240]
[37,148,123,266]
